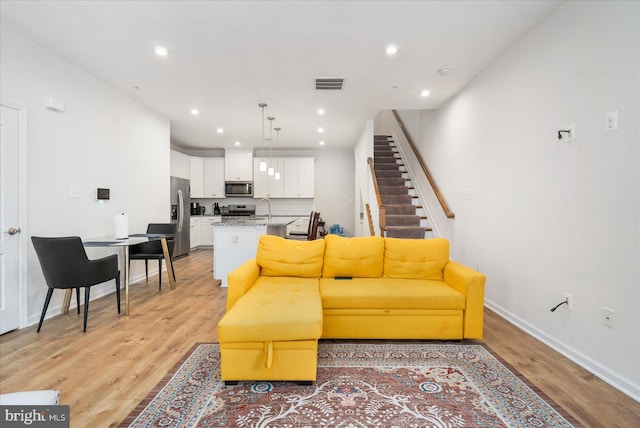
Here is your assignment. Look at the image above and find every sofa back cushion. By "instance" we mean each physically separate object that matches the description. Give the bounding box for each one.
[383,237,449,280]
[256,235,325,277]
[322,235,384,278]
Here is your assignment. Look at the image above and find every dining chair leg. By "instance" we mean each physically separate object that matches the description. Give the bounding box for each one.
[37,288,54,333]
[76,287,81,314]
[115,273,121,314]
[144,260,149,282]
[83,287,91,333]
[158,259,162,291]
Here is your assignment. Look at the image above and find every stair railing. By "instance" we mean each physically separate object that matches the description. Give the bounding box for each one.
[364,203,375,236]
[368,157,385,235]
[392,110,455,219]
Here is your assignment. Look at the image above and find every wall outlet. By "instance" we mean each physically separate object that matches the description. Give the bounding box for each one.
[563,124,576,142]
[603,307,615,328]
[605,111,619,132]
[563,292,573,311]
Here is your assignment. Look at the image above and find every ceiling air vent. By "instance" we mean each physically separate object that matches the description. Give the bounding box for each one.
[315,78,344,90]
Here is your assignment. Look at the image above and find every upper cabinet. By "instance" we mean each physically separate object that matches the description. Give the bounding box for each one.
[189,157,204,197]
[253,157,314,199]
[172,150,314,199]
[190,157,225,199]
[253,159,284,198]
[204,158,225,198]
[170,150,190,179]
[225,150,253,181]
[283,157,315,198]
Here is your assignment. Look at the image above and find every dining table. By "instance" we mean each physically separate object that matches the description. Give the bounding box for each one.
[60,233,176,316]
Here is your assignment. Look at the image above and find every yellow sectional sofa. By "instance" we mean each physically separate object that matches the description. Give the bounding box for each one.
[217,234,485,383]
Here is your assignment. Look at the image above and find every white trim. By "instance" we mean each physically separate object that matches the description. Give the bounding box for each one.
[1,99,29,330]
[485,299,640,402]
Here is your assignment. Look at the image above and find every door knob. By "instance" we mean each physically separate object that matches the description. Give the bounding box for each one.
[6,227,20,235]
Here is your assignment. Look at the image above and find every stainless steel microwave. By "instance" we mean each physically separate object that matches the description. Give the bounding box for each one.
[225,181,253,197]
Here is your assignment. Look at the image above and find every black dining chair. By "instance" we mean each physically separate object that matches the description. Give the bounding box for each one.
[308,212,321,241]
[31,236,120,333]
[128,223,176,291]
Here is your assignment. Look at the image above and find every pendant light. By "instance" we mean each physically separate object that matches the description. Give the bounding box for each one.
[274,127,282,180]
[267,116,275,176]
[258,103,268,172]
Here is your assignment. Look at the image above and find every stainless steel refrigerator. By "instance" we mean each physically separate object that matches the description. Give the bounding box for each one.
[170,176,190,257]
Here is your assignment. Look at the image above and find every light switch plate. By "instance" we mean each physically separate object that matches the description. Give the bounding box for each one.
[69,186,80,199]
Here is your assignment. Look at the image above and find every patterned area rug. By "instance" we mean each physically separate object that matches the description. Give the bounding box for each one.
[120,342,579,427]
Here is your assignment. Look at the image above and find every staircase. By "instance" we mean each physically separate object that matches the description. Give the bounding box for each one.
[373,135,432,239]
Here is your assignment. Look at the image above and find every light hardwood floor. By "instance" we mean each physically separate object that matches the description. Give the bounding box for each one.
[1,249,639,427]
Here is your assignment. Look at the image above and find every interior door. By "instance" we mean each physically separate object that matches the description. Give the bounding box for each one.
[0,104,22,334]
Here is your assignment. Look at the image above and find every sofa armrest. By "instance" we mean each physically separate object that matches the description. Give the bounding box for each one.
[444,260,486,339]
[226,258,261,312]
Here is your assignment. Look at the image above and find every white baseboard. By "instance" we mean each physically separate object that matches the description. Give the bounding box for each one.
[26,270,153,328]
[485,299,640,402]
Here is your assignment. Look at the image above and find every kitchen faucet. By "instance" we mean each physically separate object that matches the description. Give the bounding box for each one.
[258,198,272,220]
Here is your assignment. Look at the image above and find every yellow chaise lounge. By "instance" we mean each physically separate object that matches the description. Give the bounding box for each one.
[217,234,485,383]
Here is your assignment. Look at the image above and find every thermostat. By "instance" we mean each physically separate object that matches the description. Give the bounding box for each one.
[97,188,110,200]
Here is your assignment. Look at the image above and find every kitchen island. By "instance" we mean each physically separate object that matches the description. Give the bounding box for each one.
[213,216,302,286]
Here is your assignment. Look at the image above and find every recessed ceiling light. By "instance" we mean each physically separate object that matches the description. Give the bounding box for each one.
[386,45,398,55]
[319,141,325,146]
[191,109,199,115]
[317,108,325,115]
[234,141,240,146]
[438,67,452,76]
[420,90,431,97]
[216,128,224,134]
[155,46,168,56]
[317,127,324,133]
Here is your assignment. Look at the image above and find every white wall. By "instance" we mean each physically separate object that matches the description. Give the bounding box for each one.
[314,149,355,236]
[406,2,639,399]
[1,27,170,326]
[353,120,375,237]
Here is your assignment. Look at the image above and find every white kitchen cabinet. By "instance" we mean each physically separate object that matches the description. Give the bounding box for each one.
[225,150,253,181]
[170,150,190,179]
[253,158,284,198]
[204,158,225,198]
[190,217,202,249]
[189,157,204,198]
[201,216,221,246]
[283,157,315,198]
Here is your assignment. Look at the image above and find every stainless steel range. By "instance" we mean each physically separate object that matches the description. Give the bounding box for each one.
[222,204,256,218]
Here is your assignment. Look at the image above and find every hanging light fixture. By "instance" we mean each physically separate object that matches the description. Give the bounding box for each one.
[258,103,268,172]
[267,116,275,176]
[274,127,281,180]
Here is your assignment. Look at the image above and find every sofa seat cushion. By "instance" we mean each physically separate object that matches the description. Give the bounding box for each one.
[384,237,450,280]
[218,276,323,343]
[257,235,325,277]
[320,278,465,310]
[322,235,385,278]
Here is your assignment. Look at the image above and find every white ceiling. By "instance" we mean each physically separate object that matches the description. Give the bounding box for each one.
[1,0,562,151]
